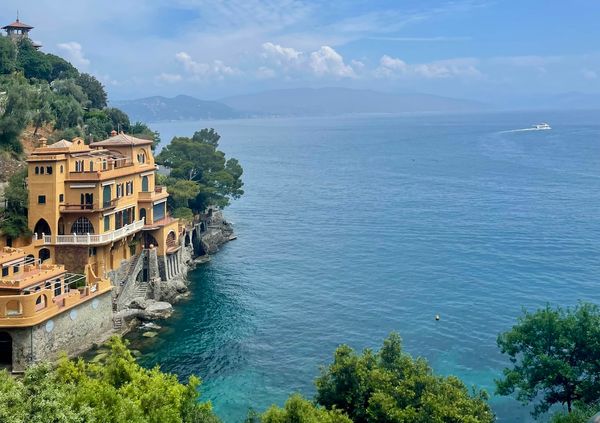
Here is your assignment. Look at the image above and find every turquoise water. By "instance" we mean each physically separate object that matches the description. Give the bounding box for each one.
[129,111,600,422]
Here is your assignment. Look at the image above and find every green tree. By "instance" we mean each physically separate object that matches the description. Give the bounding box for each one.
[51,78,90,107]
[156,128,244,212]
[0,337,221,423]
[496,303,600,418]
[51,95,84,130]
[315,333,494,423]
[248,394,352,423]
[130,122,161,150]
[16,39,52,81]
[0,37,16,74]
[0,75,35,152]
[46,53,79,81]
[0,168,30,238]
[76,73,107,109]
[551,403,600,423]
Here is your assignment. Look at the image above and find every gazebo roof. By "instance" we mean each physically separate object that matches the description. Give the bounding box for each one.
[2,19,33,30]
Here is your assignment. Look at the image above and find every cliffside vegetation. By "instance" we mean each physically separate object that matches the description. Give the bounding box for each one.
[0,36,157,157]
[156,128,244,219]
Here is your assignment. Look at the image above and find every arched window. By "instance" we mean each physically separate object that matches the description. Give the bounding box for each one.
[35,294,47,310]
[71,217,95,234]
[166,231,177,249]
[35,166,39,175]
[141,176,149,192]
[33,219,51,237]
[140,208,147,223]
[40,167,44,175]
[58,217,65,235]
[46,166,52,175]
[60,165,64,173]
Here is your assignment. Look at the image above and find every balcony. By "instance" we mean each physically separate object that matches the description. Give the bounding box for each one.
[0,276,112,328]
[67,162,154,182]
[60,199,118,213]
[142,215,178,230]
[138,186,169,202]
[0,263,65,290]
[50,219,145,246]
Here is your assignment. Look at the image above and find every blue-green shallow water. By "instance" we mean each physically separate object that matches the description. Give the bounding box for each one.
[127,111,600,422]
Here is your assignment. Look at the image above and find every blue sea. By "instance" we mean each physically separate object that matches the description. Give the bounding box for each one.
[127,110,600,422]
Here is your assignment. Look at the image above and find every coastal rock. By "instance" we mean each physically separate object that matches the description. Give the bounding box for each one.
[145,301,173,319]
[153,276,188,303]
[142,331,158,338]
[128,297,148,310]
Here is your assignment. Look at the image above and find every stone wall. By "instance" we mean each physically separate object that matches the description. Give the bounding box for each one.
[54,246,89,274]
[6,291,113,372]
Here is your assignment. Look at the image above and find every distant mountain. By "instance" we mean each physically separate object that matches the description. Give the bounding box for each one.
[532,92,600,110]
[112,95,241,122]
[220,87,486,116]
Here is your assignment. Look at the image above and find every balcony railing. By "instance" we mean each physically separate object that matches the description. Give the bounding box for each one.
[34,219,145,246]
[60,199,118,213]
[143,215,177,229]
[138,186,169,201]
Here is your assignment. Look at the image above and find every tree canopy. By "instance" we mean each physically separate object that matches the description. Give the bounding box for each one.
[250,333,494,423]
[496,303,600,418]
[0,35,158,157]
[156,128,244,214]
[314,332,494,423]
[0,337,220,423]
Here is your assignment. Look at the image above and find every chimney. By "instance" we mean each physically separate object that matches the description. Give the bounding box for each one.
[39,137,47,148]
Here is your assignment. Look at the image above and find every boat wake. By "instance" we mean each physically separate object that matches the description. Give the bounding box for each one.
[499,128,544,133]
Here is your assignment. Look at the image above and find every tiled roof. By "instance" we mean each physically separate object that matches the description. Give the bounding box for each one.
[51,139,73,148]
[91,133,153,147]
[2,20,33,30]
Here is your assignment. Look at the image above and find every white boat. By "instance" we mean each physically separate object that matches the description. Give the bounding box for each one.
[532,122,551,130]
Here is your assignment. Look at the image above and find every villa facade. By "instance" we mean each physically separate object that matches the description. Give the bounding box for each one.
[0,132,191,372]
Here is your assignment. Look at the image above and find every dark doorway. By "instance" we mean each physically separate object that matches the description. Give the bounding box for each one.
[0,332,12,367]
[39,248,51,263]
[33,219,51,238]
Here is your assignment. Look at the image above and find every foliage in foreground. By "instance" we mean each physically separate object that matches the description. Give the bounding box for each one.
[250,333,494,423]
[246,394,352,423]
[0,337,219,423]
[496,302,600,418]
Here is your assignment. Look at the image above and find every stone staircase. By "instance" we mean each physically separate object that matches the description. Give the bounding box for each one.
[121,252,144,286]
[131,282,148,300]
[113,316,123,330]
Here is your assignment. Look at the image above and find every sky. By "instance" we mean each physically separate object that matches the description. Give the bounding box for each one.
[2,0,600,102]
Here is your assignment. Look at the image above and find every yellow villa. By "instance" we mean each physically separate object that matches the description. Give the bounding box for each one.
[0,131,197,372]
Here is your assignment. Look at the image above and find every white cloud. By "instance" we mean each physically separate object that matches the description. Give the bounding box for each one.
[157,73,183,83]
[175,52,239,80]
[375,55,481,79]
[309,46,356,78]
[57,41,90,68]
[261,43,356,79]
[582,68,598,80]
[262,42,303,66]
[256,66,277,79]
